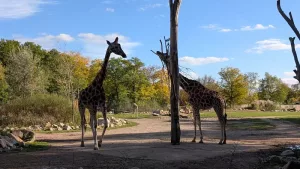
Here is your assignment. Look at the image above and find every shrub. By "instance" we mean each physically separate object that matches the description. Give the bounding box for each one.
[0,94,74,127]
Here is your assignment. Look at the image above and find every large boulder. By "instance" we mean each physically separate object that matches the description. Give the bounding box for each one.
[8,133,25,147]
[21,130,35,142]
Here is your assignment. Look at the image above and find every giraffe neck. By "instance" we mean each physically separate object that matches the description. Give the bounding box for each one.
[179,73,205,94]
[93,47,112,86]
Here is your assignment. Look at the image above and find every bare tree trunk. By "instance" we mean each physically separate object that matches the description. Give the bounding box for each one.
[277,0,300,83]
[169,0,182,145]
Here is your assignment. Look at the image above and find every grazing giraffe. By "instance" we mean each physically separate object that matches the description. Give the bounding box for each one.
[78,37,126,150]
[154,51,227,144]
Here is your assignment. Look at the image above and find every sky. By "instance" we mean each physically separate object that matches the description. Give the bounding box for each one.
[1,0,300,85]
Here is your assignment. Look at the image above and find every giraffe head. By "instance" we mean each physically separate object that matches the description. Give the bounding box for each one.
[106,37,127,58]
[155,51,171,70]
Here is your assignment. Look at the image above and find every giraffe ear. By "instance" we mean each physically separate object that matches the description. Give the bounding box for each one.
[106,40,111,45]
[114,37,119,43]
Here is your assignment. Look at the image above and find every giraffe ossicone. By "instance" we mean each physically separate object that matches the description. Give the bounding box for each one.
[78,37,126,150]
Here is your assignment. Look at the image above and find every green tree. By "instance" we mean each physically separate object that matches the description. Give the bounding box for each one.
[0,64,8,103]
[258,73,289,103]
[0,39,21,66]
[218,67,248,108]
[197,75,221,92]
[244,72,259,105]
[5,47,47,98]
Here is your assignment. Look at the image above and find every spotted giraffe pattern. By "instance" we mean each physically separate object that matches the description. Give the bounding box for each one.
[155,51,227,144]
[78,37,126,150]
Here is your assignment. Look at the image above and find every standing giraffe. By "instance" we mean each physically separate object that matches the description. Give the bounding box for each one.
[78,37,126,150]
[152,49,227,144]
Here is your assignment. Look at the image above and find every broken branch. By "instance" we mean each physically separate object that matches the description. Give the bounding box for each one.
[277,0,300,40]
[289,37,300,81]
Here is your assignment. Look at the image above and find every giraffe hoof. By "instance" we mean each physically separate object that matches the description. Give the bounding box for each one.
[218,142,223,145]
[94,147,99,150]
[191,139,196,143]
[199,140,204,144]
[98,141,102,147]
[222,140,227,144]
[80,142,85,147]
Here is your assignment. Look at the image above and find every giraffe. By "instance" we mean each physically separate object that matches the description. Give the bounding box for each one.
[153,50,227,144]
[78,37,126,150]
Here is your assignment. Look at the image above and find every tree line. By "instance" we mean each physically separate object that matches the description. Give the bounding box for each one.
[0,39,299,112]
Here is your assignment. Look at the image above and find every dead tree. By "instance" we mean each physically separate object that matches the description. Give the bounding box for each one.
[277,0,300,83]
[169,0,182,145]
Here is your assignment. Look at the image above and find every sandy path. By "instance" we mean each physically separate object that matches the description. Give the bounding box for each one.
[0,116,299,169]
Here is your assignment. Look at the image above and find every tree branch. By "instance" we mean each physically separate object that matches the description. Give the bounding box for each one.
[277,0,300,40]
[289,37,300,81]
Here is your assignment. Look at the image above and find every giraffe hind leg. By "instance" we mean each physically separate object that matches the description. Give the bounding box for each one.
[191,112,196,143]
[222,114,227,144]
[89,108,99,150]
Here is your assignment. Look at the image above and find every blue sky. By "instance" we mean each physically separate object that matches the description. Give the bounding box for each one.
[1,0,300,85]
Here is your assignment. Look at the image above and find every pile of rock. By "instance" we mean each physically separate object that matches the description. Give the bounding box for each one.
[41,122,79,131]
[265,148,300,169]
[97,117,128,128]
[152,110,170,116]
[0,129,35,152]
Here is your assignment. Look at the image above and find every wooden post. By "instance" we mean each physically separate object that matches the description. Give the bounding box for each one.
[169,0,182,145]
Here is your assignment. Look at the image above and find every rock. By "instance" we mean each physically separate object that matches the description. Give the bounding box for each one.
[59,123,64,127]
[179,113,188,118]
[281,150,295,156]
[45,122,51,128]
[8,133,25,147]
[57,127,63,131]
[71,126,75,130]
[63,125,72,131]
[12,130,23,139]
[0,139,7,148]
[76,126,80,129]
[21,130,35,142]
[97,118,104,126]
[282,157,298,163]
[268,155,282,164]
[110,123,115,128]
[152,110,161,116]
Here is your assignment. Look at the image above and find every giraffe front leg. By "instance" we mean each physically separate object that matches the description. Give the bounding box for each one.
[89,111,99,150]
[196,111,204,144]
[218,125,224,145]
[98,104,108,147]
[191,112,196,143]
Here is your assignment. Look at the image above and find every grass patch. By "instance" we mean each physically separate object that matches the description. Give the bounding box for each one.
[23,142,49,152]
[228,119,275,130]
[36,121,138,134]
[197,111,300,119]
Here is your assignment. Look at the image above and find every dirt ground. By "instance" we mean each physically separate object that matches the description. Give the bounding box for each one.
[0,116,299,169]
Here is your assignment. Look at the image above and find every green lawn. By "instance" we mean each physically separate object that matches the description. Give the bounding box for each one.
[228,119,275,130]
[199,111,300,118]
[36,121,138,134]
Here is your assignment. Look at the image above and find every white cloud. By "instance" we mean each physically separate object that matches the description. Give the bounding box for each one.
[78,33,140,58]
[246,39,300,53]
[179,56,229,65]
[240,24,275,31]
[106,8,115,12]
[139,3,163,11]
[13,33,74,49]
[200,24,219,30]
[284,71,295,77]
[0,0,55,19]
[201,23,275,33]
[281,78,298,85]
[220,29,232,32]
